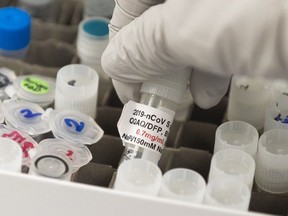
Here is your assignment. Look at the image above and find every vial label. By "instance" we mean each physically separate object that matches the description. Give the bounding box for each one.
[118,101,174,154]
[21,77,49,94]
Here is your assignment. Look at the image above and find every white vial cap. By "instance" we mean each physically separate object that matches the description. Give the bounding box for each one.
[77,17,109,63]
[114,159,162,196]
[3,99,51,136]
[140,71,191,104]
[55,64,99,119]
[204,178,251,211]
[227,75,271,130]
[43,108,103,145]
[0,137,22,172]
[159,168,206,203]
[0,124,38,166]
[214,121,259,159]
[38,138,92,173]
[29,151,72,181]
[208,149,255,191]
[255,129,288,193]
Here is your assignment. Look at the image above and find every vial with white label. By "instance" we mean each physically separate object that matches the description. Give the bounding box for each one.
[118,71,190,164]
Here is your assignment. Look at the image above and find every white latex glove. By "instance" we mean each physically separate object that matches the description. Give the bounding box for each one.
[109,0,164,38]
[102,0,288,108]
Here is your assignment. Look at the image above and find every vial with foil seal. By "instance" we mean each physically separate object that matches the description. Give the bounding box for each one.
[117,71,190,164]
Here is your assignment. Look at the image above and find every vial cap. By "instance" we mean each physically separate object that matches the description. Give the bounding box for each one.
[140,70,191,104]
[0,7,31,50]
[209,149,255,191]
[77,18,109,59]
[2,99,51,136]
[0,137,22,172]
[12,75,56,107]
[114,159,162,196]
[255,129,288,193]
[204,178,251,211]
[214,121,259,159]
[0,124,38,166]
[159,168,206,203]
[29,152,72,180]
[38,138,92,172]
[55,64,99,118]
[43,108,104,145]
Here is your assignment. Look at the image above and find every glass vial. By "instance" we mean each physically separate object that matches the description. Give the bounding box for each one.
[118,70,191,164]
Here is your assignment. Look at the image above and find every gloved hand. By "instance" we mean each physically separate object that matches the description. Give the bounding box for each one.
[102,0,288,109]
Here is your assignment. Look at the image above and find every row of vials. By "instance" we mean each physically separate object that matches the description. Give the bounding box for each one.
[113,122,288,211]
[113,76,288,211]
[0,65,105,179]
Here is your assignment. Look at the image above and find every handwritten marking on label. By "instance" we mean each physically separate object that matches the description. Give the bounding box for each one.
[64,118,85,132]
[274,113,288,124]
[20,109,42,119]
[21,77,49,94]
[2,131,35,158]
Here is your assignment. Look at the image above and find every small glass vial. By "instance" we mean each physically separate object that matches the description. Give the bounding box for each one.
[118,71,190,164]
[0,7,31,59]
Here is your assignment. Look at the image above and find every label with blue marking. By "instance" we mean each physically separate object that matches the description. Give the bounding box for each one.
[64,118,85,133]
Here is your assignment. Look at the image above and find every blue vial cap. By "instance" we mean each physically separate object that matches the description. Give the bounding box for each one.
[83,18,109,37]
[0,7,31,50]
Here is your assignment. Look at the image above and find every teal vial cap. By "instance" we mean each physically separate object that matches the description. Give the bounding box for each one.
[0,7,31,50]
[82,17,109,37]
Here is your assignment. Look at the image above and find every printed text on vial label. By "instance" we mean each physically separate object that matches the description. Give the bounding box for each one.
[118,101,174,154]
